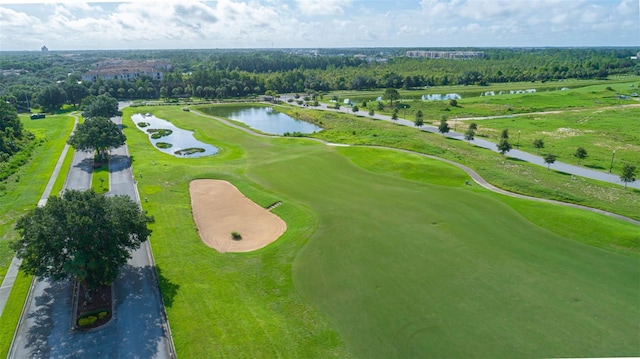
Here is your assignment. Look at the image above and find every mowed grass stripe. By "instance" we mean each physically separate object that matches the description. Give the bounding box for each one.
[123,106,639,358]
[250,142,639,358]
[122,107,349,359]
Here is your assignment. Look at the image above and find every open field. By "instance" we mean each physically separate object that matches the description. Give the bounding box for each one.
[122,105,639,358]
[272,105,640,221]
[327,78,640,120]
[465,106,640,172]
[328,77,639,101]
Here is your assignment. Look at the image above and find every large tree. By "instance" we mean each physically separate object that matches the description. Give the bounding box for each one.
[63,81,90,108]
[67,116,126,162]
[620,164,637,189]
[383,88,400,105]
[36,85,67,113]
[81,94,120,119]
[12,189,153,289]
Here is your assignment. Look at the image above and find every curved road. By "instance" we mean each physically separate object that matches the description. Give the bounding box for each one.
[192,108,639,226]
[279,96,640,189]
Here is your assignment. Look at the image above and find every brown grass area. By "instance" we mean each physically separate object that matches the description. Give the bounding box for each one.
[189,179,286,253]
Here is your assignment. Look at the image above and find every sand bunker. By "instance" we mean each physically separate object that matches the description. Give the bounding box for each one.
[189,179,286,253]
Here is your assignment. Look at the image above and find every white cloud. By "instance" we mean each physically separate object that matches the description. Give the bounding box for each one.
[295,0,353,16]
[0,0,636,50]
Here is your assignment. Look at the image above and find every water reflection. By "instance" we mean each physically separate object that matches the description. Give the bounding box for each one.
[205,106,322,135]
[421,93,462,101]
[131,113,218,157]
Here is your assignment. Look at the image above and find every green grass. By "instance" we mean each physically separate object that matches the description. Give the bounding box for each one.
[0,114,75,280]
[91,164,110,194]
[50,140,77,196]
[340,146,640,258]
[327,79,640,121]
[328,77,640,101]
[273,105,640,221]
[123,105,639,358]
[467,106,640,171]
[0,273,32,359]
[123,106,348,358]
[0,113,75,356]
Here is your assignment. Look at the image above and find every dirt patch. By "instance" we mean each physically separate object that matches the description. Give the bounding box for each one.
[189,179,287,252]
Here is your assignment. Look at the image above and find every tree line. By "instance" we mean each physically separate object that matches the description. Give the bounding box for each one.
[1,48,638,112]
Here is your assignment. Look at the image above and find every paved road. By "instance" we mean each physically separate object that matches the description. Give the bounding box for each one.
[280,96,640,189]
[63,150,93,191]
[9,113,175,359]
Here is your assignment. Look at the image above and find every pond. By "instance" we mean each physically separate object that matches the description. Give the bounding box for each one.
[203,106,322,135]
[421,93,462,101]
[131,113,218,157]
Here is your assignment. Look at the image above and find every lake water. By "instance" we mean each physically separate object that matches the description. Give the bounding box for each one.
[131,113,218,157]
[205,106,322,135]
[421,93,462,101]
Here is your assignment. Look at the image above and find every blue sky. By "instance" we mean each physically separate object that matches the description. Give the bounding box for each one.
[0,0,638,51]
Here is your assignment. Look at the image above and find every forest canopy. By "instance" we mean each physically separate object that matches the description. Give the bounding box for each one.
[1,48,638,106]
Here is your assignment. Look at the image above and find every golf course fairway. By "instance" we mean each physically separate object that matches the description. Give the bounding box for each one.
[124,106,639,358]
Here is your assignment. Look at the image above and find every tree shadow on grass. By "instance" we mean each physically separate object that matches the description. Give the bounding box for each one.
[505,157,528,163]
[155,265,180,308]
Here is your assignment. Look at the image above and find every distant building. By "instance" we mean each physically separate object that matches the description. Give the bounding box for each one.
[406,50,484,59]
[631,52,640,60]
[81,59,172,82]
[41,45,48,52]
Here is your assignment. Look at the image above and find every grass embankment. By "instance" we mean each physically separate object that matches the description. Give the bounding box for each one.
[0,273,32,358]
[328,77,638,102]
[124,105,638,358]
[0,113,75,357]
[467,106,640,172]
[328,79,640,120]
[271,104,640,221]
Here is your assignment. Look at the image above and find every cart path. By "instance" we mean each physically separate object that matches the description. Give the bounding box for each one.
[276,97,640,189]
[191,108,639,227]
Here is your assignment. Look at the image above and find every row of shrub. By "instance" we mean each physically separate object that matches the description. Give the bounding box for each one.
[76,309,110,328]
[0,138,42,182]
